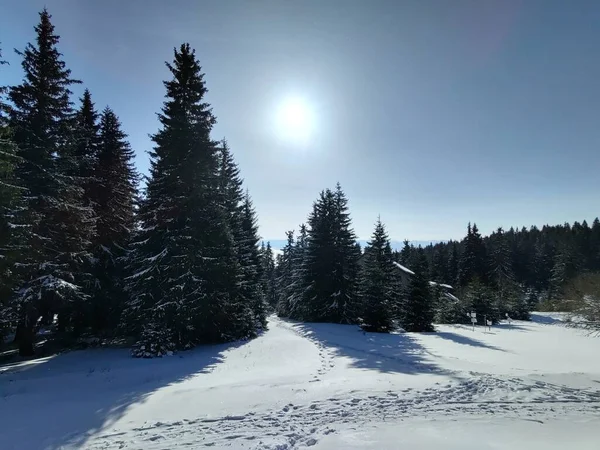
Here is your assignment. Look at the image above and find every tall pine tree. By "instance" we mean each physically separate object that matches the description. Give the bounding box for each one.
[458,223,487,287]
[124,44,250,356]
[8,9,94,354]
[358,218,399,332]
[489,227,527,320]
[91,107,137,333]
[401,248,434,332]
[261,241,278,309]
[73,89,100,207]
[276,231,297,317]
[238,192,267,330]
[302,186,359,323]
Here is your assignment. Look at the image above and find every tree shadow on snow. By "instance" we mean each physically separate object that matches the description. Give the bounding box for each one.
[495,323,532,332]
[290,321,453,377]
[529,313,564,325]
[0,340,248,450]
[429,331,508,352]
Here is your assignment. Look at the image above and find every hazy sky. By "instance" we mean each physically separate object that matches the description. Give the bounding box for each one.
[2,0,599,242]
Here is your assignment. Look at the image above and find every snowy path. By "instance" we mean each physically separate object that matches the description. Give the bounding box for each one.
[1,314,600,449]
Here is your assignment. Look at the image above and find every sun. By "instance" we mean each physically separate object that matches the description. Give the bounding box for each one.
[275,97,314,143]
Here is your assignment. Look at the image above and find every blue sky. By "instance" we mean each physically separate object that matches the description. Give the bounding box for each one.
[1,0,599,242]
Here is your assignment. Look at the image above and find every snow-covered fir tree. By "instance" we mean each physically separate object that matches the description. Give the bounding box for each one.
[8,10,94,354]
[429,245,448,283]
[216,141,266,329]
[90,107,137,333]
[331,183,361,322]
[73,89,100,209]
[399,239,413,267]
[401,247,434,332]
[463,279,499,323]
[0,51,25,338]
[261,241,278,309]
[238,192,267,330]
[300,186,360,323]
[276,231,297,317]
[357,218,399,332]
[458,223,488,287]
[123,44,253,357]
[549,242,581,302]
[488,227,527,320]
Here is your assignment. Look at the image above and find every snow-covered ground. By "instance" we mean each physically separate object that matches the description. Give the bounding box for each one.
[1,313,599,449]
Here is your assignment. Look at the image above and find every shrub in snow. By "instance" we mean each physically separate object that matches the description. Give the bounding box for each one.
[131,325,176,358]
[564,272,600,323]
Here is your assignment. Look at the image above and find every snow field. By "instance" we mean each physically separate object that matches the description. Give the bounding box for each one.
[1,312,599,449]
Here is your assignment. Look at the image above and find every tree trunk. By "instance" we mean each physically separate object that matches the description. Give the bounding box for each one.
[17,322,35,357]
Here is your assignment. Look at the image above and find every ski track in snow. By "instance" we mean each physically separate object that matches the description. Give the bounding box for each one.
[3,314,600,450]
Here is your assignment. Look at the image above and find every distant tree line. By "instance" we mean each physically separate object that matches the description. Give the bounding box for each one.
[0,9,266,357]
[417,220,600,321]
[268,187,600,332]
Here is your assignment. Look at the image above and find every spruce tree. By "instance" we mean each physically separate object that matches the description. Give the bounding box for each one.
[289,224,309,318]
[302,190,336,321]
[358,218,398,332]
[8,9,94,354]
[549,243,581,302]
[447,242,459,286]
[91,107,137,333]
[216,141,266,329]
[124,44,249,356]
[73,89,100,206]
[458,223,487,287]
[401,247,434,332]
[261,241,278,308]
[217,140,243,241]
[531,238,554,293]
[238,192,267,330]
[332,183,360,322]
[276,231,296,317]
[464,279,499,322]
[302,186,359,323]
[430,245,448,283]
[399,239,413,267]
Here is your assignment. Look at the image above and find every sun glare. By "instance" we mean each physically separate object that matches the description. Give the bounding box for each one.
[275,97,314,143]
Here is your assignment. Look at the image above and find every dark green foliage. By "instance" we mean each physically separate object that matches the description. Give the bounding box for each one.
[238,192,267,330]
[447,242,459,286]
[358,218,399,332]
[275,231,299,317]
[430,245,448,283]
[261,242,278,309]
[216,142,266,330]
[8,9,94,355]
[72,89,100,210]
[589,219,600,271]
[488,227,525,318]
[401,248,434,332]
[458,223,488,287]
[549,243,582,301]
[124,44,253,356]
[463,279,499,323]
[90,107,137,333]
[399,240,413,267]
[0,58,24,338]
[301,185,360,323]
